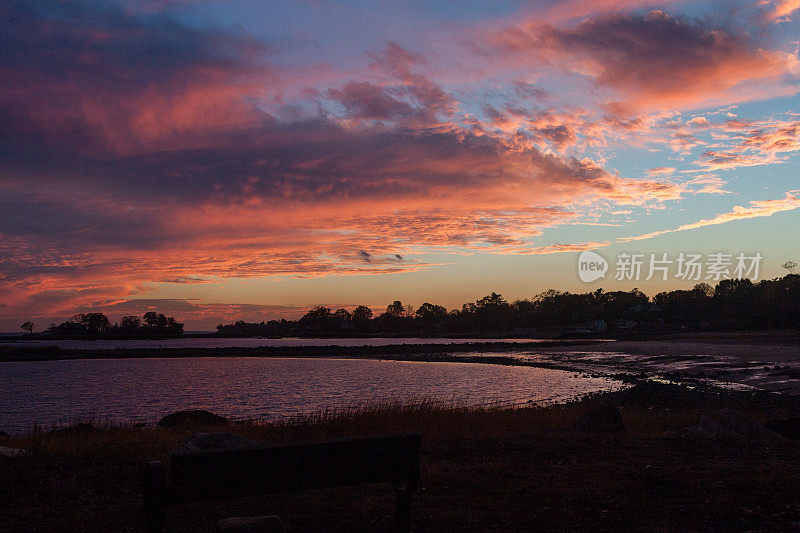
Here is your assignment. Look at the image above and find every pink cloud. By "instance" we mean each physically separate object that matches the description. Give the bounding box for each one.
[539,0,686,22]
[686,116,710,127]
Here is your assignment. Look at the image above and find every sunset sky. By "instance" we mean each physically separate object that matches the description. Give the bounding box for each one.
[2,0,799,330]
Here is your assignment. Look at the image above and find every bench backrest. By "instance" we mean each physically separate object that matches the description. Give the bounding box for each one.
[144,433,421,531]
[167,433,420,502]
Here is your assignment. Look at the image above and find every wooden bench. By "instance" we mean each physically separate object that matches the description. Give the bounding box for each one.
[143,433,421,532]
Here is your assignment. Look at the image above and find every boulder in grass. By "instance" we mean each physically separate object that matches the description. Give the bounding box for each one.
[157,409,229,428]
[218,515,285,533]
[570,403,626,434]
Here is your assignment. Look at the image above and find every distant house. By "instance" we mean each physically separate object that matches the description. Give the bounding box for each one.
[625,303,659,316]
[616,319,637,330]
[561,319,607,337]
[588,319,608,332]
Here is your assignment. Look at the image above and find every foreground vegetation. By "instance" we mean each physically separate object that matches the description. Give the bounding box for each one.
[3,382,800,531]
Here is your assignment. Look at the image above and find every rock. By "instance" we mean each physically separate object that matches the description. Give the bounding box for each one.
[764,416,800,440]
[173,432,261,454]
[218,515,285,533]
[570,403,626,434]
[686,409,786,445]
[716,408,786,445]
[687,415,744,445]
[157,409,229,428]
[0,446,29,458]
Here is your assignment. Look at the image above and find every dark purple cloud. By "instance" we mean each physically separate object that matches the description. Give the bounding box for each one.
[0,0,268,154]
[327,81,416,120]
[484,10,795,108]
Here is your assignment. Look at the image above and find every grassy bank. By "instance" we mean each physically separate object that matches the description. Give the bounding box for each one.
[3,381,800,531]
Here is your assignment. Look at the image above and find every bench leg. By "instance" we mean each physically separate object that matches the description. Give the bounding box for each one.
[145,505,166,533]
[143,461,168,533]
[394,486,413,532]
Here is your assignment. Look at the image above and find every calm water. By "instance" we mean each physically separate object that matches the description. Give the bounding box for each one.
[0,357,623,434]
[0,336,553,350]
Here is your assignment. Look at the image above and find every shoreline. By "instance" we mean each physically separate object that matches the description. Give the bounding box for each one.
[5,334,800,392]
[0,339,602,362]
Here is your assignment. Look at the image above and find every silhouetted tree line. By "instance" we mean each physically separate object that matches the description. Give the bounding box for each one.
[215,274,800,337]
[31,274,797,339]
[45,312,184,339]
[655,275,800,331]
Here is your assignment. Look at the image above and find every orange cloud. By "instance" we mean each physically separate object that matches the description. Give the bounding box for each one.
[768,0,800,20]
[695,118,800,169]
[2,108,689,320]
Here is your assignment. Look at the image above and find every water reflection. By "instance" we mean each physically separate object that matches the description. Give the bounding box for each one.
[0,357,623,434]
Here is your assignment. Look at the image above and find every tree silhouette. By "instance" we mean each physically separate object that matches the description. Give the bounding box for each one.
[120,316,141,330]
[352,305,373,322]
[300,306,332,334]
[386,301,408,317]
[143,311,168,329]
[415,303,447,334]
[80,313,111,335]
[21,321,34,334]
[46,311,182,338]
[333,308,352,321]
[473,292,512,331]
[352,305,373,332]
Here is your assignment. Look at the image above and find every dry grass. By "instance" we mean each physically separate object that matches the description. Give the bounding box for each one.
[1,396,701,463]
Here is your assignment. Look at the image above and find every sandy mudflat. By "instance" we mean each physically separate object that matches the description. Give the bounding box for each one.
[538,335,800,393]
